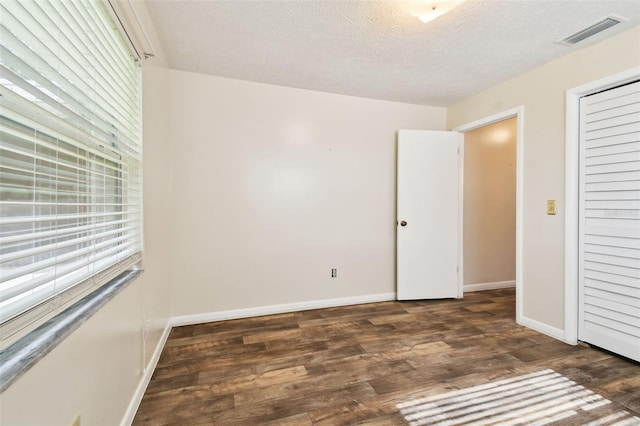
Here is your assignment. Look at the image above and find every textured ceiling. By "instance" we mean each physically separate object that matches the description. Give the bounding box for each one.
[145,0,640,106]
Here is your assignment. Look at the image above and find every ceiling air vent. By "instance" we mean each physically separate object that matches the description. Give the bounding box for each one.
[557,15,625,46]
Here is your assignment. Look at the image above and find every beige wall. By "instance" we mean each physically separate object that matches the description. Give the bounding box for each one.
[168,70,446,317]
[448,25,640,330]
[0,6,173,425]
[464,118,517,286]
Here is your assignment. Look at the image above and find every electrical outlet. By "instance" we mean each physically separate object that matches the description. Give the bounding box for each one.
[547,200,557,215]
[331,268,337,278]
[71,415,81,426]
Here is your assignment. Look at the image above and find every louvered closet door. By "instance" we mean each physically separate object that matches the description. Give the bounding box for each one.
[579,80,640,362]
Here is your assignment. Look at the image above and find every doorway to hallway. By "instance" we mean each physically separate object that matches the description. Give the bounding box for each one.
[462,117,517,294]
[454,107,524,324]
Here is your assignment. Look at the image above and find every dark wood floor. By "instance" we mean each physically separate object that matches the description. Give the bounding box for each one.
[133,289,640,425]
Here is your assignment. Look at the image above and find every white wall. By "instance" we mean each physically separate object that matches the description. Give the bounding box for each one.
[448,25,640,331]
[0,6,173,425]
[139,64,173,370]
[169,71,446,317]
[0,282,145,426]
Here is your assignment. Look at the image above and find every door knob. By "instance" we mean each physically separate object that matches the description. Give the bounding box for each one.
[400,221,407,227]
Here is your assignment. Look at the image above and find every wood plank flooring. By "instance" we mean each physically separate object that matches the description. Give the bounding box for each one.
[133,289,640,425]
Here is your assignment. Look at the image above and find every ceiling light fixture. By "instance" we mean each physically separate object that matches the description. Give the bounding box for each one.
[408,0,465,24]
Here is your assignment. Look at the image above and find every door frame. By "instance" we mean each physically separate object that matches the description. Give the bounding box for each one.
[454,106,525,324]
[564,66,640,344]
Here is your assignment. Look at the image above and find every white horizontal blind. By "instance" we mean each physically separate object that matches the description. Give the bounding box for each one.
[578,80,640,362]
[0,0,142,331]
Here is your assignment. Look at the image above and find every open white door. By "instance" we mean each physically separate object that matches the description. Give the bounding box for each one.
[397,130,461,300]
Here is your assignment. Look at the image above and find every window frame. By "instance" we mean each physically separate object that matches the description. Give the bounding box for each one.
[0,0,144,347]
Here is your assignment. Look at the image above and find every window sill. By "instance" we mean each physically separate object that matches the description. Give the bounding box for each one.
[0,270,142,394]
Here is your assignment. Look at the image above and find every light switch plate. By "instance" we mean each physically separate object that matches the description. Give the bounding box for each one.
[547,200,557,215]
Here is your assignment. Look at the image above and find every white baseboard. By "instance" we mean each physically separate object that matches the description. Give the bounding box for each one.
[464,280,515,293]
[120,321,172,426]
[519,315,566,342]
[171,292,397,327]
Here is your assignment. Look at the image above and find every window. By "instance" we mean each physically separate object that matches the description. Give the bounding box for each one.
[0,0,142,339]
